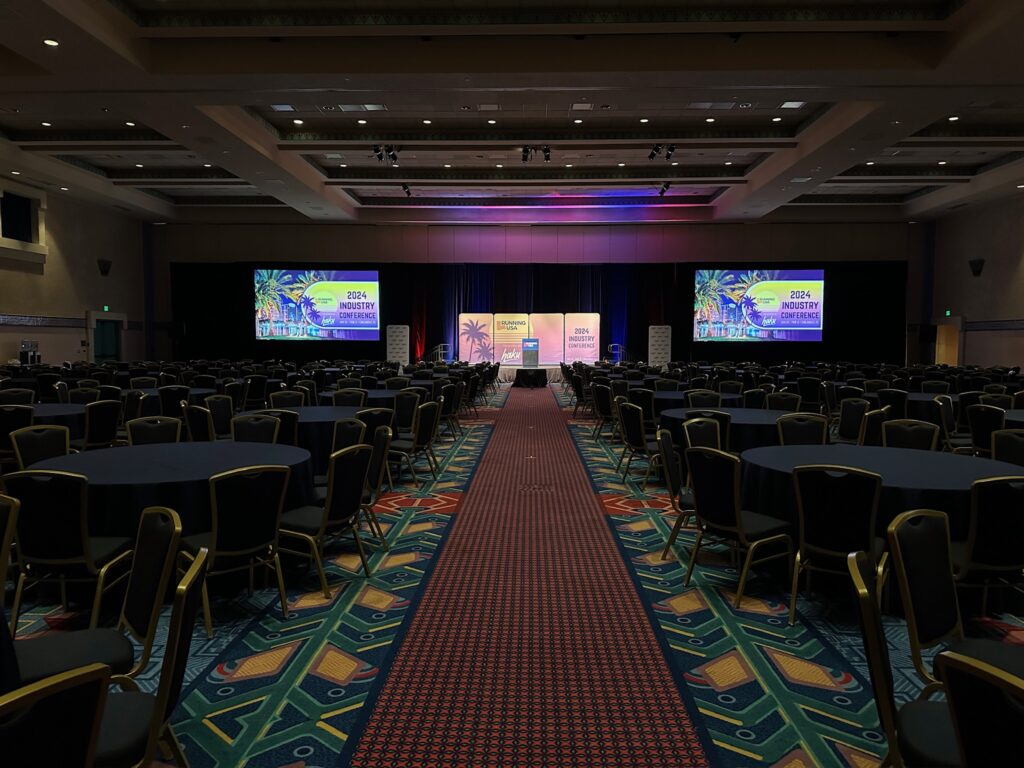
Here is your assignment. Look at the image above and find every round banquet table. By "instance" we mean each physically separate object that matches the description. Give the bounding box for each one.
[136,387,217,416]
[34,442,314,536]
[1005,410,1024,429]
[654,391,741,415]
[660,407,789,452]
[861,391,959,419]
[32,403,86,440]
[244,405,360,475]
[741,444,1022,537]
[319,389,396,407]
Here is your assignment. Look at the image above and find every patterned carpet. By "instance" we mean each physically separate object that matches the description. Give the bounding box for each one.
[9,386,505,768]
[349,386,710,767]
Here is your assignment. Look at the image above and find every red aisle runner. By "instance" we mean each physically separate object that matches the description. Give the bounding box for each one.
[351,387,708,767]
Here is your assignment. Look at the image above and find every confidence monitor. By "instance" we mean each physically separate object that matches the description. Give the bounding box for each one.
[254,269,380,341]
[693,268,825,342]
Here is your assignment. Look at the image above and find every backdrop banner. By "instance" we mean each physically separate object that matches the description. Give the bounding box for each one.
[528,313,565,366]
[457,313,494,363]
[493,313,531,365]
[564,313,601,363]
[647,325,672,368]
[386,324,411,365]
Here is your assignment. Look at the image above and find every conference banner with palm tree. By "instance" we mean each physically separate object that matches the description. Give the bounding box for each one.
[254,269,381,340]
[459,312,601,364]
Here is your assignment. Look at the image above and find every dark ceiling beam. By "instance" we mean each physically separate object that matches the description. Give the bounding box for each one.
[279,139,797,152]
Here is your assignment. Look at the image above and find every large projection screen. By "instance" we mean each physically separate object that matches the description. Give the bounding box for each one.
[693,269,824,342]
[254,269,380,341]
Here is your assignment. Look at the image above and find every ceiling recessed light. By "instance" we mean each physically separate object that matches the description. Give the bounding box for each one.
[772,117,782,122]
[339,163,347,168]
[639,118,649,123]
[202,163,212,168]
[135,163,144,168]
[11,170,20,175]
[1017,184,1024,189]
[181,124,190,129]
[42,39,59,47]
[487,119,496,125]
[671,161,679,166]
[724,161,733,166]
[705,118,716,123]
[564,163,573,168]
[443,163,452,168]
[41,122,51,127]
[948,116,960,122]
[292,119,304,125]
[59,186,69,191]
[422,119,432,125]
[495,163,503,168]
[125,121,135,127]
[866,161,875,166]
[357,119,367,125]
[573,119,583,124]
[617,162,626,167]
[938,161,947,166]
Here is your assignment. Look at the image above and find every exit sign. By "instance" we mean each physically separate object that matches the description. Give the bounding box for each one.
[944,309,951,317]
[103,305,109,312]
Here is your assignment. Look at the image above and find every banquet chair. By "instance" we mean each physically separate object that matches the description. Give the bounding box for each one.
[295,378,318,403]
[653,379,678,392]
[686,389,721,408]
[789,466,883,625]
[960,404,1005,457]
[333,388,367,407]
[836,385,864,402]
[777,413,829,446]
[157,385,189,419]
[281,446,374,592]
[935,651,1024,767]
[833,398,869,444]
[34,373,60,403]
[957,477,1024,614]
[71,400,122,451]
[991,429,1024,466]
[0,388,35,405]
[5,471,132,633]
[718,380,743,395]
[11,507,181,688]
[361,425,393,550]
[230,413,280,444]
[390,401,442,485]
[183,465,290,635]
[123,389,146,423]
[628,388,656,428]
[126,416,182,446]
[204,395,234,439]
[857,409,887,447]
[846,551,960,768]
[254,408,299,446]
[1,494,17,606]
[335,377,361,391]
[742,388,766,409]
[385,376,408,390]
[439,383,462,439]
[887,509,1024,698]
[360,375,378,390]
[796,377,823,412]
[863,379,888,394]
[684,447,793,609]
[241,374,270,410]
[54,381,70,404]
[91,547,208,768]
[76,378,101,390]
[956,391,983,432]
[69,387,100,405]
[269,389,305,408]
[222,380,243,412]
[657,429,698,560]
[922,380,951,395]
[591,384,615,440]
[684,409,731,450]
[1013,390,1024,410]
[0,661,110,768]
[130,376,157,390]
[570,374,593,419]
[0,405,34,470]
[356,407,395,437]
[616,403,657,483]
[393,390,421,439]
[184,405,215,442]
[877,389,908,420]
[882,419,939,451]
[682,417,721,452]
[11,425,70,470]
[979,393,1013,410]
[314,419,367,489]
[192,374,217,389]
[982,383,1007,395]
[766,392,802,412]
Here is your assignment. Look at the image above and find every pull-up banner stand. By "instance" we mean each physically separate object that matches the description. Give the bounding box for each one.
[648,325,672,369]
[386,325,411,365]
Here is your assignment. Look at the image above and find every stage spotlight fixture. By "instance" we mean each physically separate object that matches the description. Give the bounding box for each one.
[386,145,399,163]
[522,146,531,163]
[542,145,551,162]
[665,144,676,160]
[659,182,671,196]
[402,184,412,197]
[373,145,384,162]
[648,144,663,160]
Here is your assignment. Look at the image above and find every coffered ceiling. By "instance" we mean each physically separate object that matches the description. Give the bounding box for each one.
[0,0,1021,225]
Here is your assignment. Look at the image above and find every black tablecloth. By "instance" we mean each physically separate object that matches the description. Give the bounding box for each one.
[863,391,959,419]
[244,406,360,475]
[660,407,788,452]
[513,368,548,388]
[32,404,86,440]
[741,444,1021,536]
[319,389,396,407]
[136,387,217,416]
[653,391,741,415]
[34,442,314,536]
[1006,410,1024,429]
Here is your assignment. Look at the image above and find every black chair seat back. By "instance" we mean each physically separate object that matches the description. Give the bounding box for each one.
[794,466,880,570]
[127,417,182,445]
[208,467,289,564]
[325,445,373,529]
[231,414,280,444]
[356,408,395,435]
[333,388,367,407]
[332,418,366,452]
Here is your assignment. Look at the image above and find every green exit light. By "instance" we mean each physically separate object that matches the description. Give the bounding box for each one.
[945,309,951,317]
[103,305,109,312]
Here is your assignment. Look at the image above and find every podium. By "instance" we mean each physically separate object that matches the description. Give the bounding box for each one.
[522,338,539,368]
[513,338,547,387]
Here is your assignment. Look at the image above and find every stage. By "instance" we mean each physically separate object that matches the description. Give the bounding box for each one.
[498,365,563,384]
